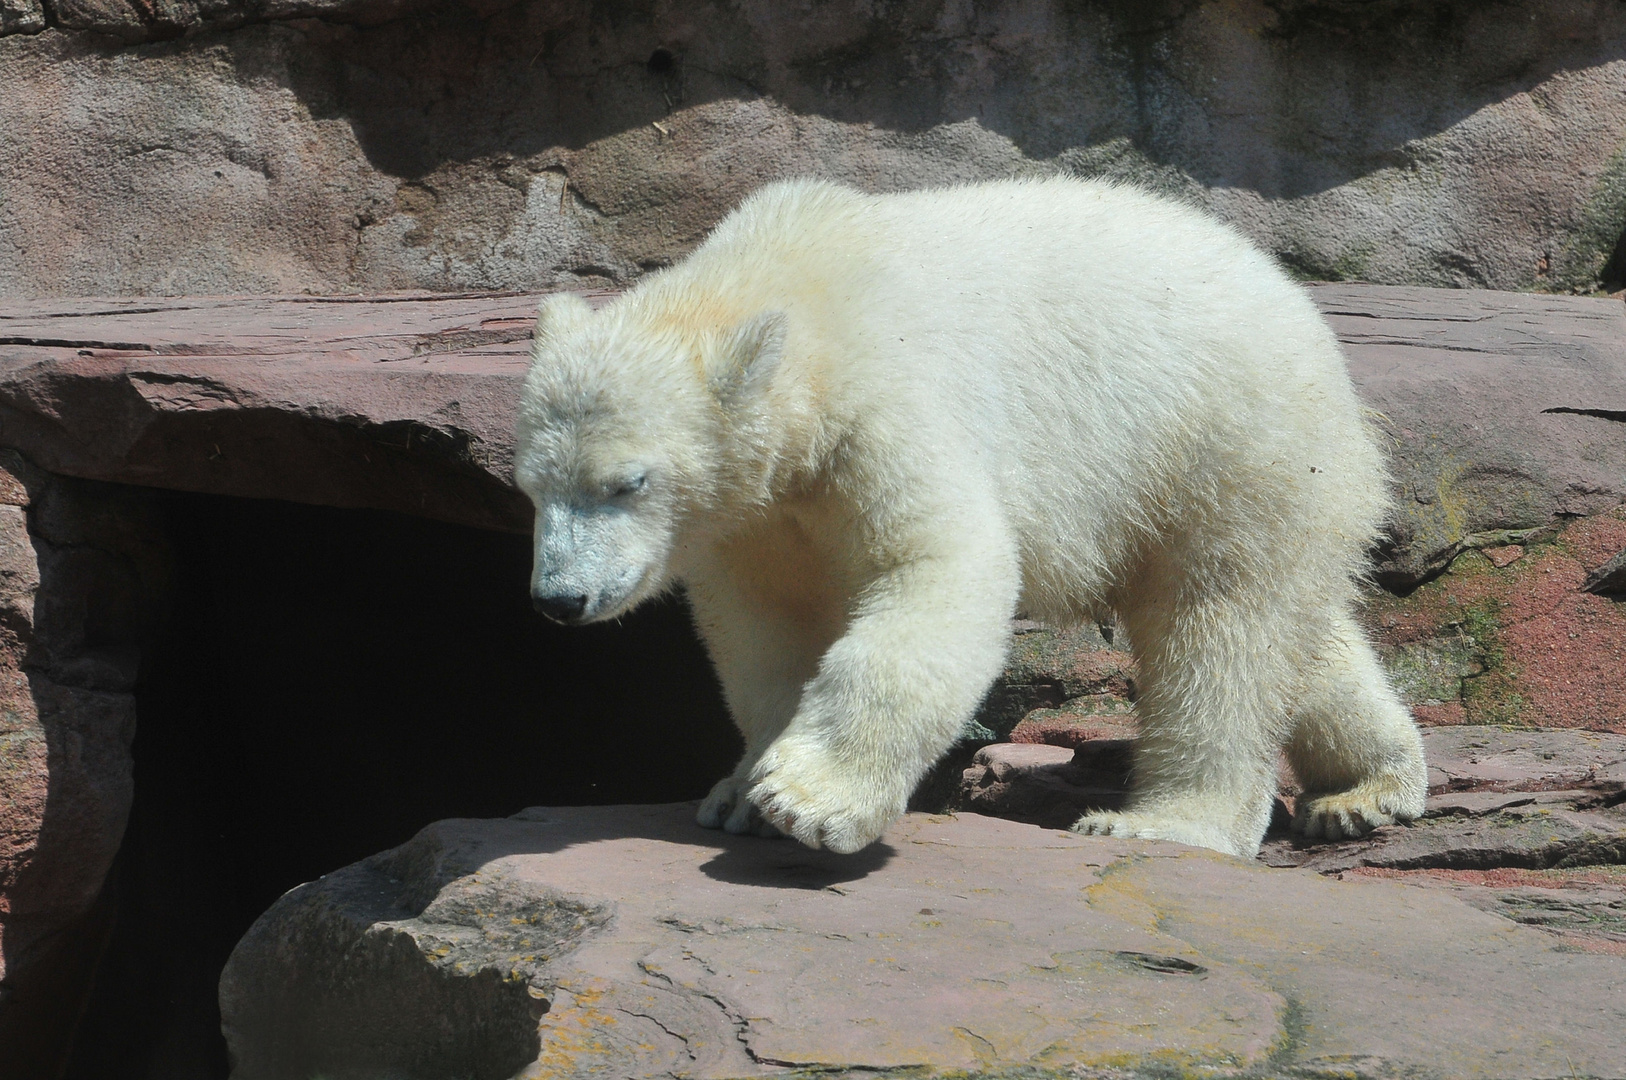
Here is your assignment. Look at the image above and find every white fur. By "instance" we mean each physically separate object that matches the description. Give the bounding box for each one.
[514,177,1428,858]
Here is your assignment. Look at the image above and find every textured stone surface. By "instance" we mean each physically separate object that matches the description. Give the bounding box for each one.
[3,3,1626,296]
[1423,726,1626,795]
[49,0,439,39]
[955,740,1130,829]
[220,803,1626,1079]
[0,293,586,532]
[1342,866,1626,957]
[957,726,1626,877]
[1318,284,1626,584]
[0,453,164,1073]
[0,0,43,34]
[1366,506,1626,730]
[1586,547,1626,595]
[1260,787,1626,874]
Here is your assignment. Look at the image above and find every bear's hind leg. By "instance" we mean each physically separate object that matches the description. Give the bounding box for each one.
[1072,593,1294,858]
[1286,612,1427,840]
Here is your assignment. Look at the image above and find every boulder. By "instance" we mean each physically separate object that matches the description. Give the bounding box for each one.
[219,803,1626,1079]
[0,0,42,34]
[0,293,579,533]
[0,284,1620,1070]
[3,4,1626,296]
[1585,548,1626,595]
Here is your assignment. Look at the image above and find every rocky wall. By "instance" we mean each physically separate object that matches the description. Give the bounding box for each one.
[2,0,1626,299]
[0,453,166,1073]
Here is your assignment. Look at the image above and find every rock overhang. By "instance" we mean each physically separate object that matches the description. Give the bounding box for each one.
[1,284,1623,588]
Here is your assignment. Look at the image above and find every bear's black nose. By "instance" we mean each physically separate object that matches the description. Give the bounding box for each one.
[533,593,588,622]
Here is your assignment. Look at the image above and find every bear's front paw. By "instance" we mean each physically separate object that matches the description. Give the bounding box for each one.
[697,775,784,838]
[747,742,905,854]
[1071,810,1246,858]
[1293,782,1421,842]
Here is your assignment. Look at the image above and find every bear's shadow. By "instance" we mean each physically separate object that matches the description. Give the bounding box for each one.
[697,839,898,890]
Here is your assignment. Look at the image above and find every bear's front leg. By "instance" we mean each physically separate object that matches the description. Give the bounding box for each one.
[686,562,842,839]
[745,534,1019,853]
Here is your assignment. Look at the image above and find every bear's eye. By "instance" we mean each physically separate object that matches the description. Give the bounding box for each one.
[608,473,647,500]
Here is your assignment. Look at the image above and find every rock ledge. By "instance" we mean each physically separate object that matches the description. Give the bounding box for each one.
[221,804,1626,1079]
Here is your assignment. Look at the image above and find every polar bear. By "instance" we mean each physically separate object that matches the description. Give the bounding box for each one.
[513,177,1427,859]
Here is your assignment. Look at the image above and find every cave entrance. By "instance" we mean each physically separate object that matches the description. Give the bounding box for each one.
[62,492,736,1078]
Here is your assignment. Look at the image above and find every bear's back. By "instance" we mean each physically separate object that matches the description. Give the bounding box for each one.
[633,177,1385,611]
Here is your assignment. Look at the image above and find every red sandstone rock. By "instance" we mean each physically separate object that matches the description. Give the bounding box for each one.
[1007,703,1137,748]
[1316,285,1626,585]
[0,293,588,533]
[1340,866,1626,956]
[956,741,1129,828]
[1423,726,1626,795]
[0,287,1621,1071]
[959,728,1626,877]
[219,804,1626,1078]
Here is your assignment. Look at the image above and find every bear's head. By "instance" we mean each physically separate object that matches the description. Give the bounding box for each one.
[515,291,785,624]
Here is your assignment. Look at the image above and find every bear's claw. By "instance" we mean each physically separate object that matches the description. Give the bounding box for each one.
[697,774,784,838]
[746,742,903,854]
[1070,810,1250,858]
[1293,786,1419,842]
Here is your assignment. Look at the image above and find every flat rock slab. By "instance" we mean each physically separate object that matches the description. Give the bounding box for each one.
[1311,284,1626,582]
[2,285,1623,581]
[1423,726,1626,795]
[1260,788,1626,874]
[957,729,1626,878]
[220,803,1626,1080]
[0,292,593,532]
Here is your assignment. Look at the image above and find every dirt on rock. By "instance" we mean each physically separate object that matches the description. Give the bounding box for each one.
[1366,506,1626,732]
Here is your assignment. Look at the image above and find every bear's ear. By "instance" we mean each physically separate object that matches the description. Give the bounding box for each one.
[710,310,787,410]
[532,292,594,351]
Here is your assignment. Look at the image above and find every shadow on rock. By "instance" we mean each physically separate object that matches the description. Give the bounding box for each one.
[697,837,897,890]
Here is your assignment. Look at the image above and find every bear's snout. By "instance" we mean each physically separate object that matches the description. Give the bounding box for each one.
[532,592,589,623]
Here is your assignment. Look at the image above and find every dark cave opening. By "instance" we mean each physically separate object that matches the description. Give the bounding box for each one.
[60,493,737,1079]
[1602,224,1626,293]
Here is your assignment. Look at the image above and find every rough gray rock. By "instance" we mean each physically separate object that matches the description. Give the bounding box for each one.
[219,803,1626,1079]
[1585,547,1626,595]
[4,3,1626,296]
[0,0,43,34]
[0,452,165,1073]
[49,0,441,40]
